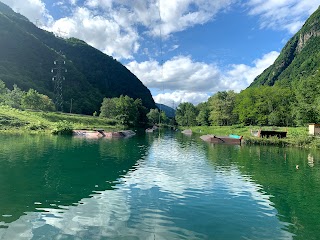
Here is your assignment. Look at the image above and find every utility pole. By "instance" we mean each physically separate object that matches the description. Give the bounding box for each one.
[70,98,73,114]
[51,53,67,111]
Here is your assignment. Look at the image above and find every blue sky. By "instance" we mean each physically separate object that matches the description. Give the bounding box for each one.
[3,0,320,106]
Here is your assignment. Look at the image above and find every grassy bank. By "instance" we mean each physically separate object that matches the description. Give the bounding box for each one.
[0,105,120,134]
[185,125,320,149]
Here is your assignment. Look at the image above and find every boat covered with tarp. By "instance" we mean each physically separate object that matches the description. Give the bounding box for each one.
[200,134,242,145]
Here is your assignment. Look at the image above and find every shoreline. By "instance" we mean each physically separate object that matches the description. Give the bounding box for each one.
[184,126,320,149]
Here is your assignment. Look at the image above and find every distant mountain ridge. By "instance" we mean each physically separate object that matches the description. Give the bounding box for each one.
[250,6,320,87]
[156,103,176,118]
[0,1,155,114]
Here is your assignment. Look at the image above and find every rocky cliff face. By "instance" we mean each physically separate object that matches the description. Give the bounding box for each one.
[297,27,320,52]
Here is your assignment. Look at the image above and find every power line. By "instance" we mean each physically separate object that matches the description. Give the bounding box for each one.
[157,0,164,128]
[51,53,67,111]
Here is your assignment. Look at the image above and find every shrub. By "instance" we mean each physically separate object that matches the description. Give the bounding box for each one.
[26,121,47,130]
[51,120,73,135]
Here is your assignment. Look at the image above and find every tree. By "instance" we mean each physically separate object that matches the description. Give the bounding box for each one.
[208,91,237,126]
[146,108,168,125]
[234,86,294,126]
[293,74,320,125]
[196,102,210,126]
[115,95,138,126]
[0,79,8,104]
[4,84,24,109]
[134,98,148,125]
[21,89,55,111]
[100,98,117,118]
[175,102,198,126]
[160,110,168,124]
[100,95,144,126]
[147,108,160,125]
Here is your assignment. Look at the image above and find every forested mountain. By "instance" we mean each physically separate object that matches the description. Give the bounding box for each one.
[0,1,155,114]
[250,6,320,87]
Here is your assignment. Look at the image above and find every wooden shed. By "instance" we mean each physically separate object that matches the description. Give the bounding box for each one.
[251,130,287,138]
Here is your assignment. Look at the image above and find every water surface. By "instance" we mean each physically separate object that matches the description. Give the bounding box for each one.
[0,132,320,239]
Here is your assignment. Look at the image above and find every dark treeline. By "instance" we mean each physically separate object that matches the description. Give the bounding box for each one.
[175,73,320,127]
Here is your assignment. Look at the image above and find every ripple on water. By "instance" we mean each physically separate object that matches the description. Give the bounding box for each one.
[0,134,298,239]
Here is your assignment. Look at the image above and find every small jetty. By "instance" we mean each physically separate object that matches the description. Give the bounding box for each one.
[200,134,242,145]
[73,129,136,139]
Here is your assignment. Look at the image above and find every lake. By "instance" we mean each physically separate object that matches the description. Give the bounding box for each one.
[0,131,320,239]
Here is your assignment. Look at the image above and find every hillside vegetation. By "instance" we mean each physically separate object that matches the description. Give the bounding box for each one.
[250,6,320,87]
[0,1,155,115]
[0,105,119,133]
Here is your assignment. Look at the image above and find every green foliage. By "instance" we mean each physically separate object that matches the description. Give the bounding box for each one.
[234,86,294,126]
[51,120,73,135]
[250,7,320,88]
[0,79,6,95]
[146,108,168,125]
[147,108,160,125]
[292,74,320,125]
[100,95,144,126]
[0,4,155,114]
[196,102,210,126]
[26,121,48,131]
[135,98,149,125]
[4,84,24,109]
[0,114,28,129]
[21,89,55,111]
[175,102,198,126]
[208,91,237,126]
[100,97,117,118]
[0,105,119,133]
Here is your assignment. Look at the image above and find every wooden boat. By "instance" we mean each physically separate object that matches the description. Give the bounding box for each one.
[73,130,136,139]
[200,134,242,145]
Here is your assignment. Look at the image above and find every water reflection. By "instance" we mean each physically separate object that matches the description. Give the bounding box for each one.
[0,134,150,225]
[0,132,298,239]
[308,153,314,167]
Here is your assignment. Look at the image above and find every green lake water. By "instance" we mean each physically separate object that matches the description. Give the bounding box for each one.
[0,132,320,239]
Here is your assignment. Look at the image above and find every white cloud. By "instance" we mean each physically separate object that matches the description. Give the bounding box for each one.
[247,0,320,33]
[127,51,279,105]
[126,56,222,92]
[151,0,236,37]
[45,0,235,59]
[70,0,78,5]
[154,91,210,106]
[46,7,139,59]
[82,0,235,38]
[225,51,280,90]
[1,0,53,25]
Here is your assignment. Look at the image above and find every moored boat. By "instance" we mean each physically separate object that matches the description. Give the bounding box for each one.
[200,134,242,145]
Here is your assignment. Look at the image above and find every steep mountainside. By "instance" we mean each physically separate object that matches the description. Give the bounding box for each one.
[0,1,155,114]
[250,6,320,87]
